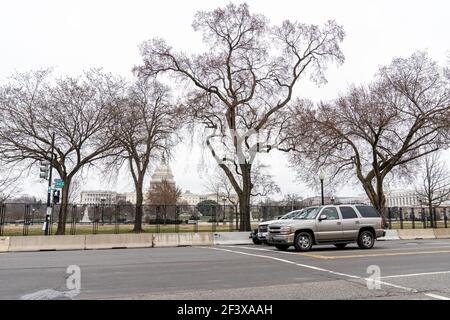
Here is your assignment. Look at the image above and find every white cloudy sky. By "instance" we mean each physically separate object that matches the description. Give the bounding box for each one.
[1,0,449,200]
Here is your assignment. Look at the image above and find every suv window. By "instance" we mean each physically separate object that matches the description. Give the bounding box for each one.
[356,206,380,218]
[340,207,358,219]
[320,207,340,220]
[281,211,301,219]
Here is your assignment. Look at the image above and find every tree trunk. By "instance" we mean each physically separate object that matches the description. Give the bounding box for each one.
[132,177,144,233]
[360,177,386,216]
[428,202,434,228]
[239,164,252,231]
[55,178,71,235]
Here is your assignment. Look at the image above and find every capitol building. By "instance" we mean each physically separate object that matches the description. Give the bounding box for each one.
[149,156,176,190]
[80,156,238,206]
[149,157,238,206]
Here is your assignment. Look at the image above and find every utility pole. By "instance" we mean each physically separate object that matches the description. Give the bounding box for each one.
[44,132,55,236]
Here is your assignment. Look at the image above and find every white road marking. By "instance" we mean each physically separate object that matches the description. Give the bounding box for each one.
[201,246,417,293]
[382,270,450,279]
[20,288,79,300]
[424,293,450,300]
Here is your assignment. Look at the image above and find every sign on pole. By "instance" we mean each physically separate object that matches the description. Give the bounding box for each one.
[54,179,64,189]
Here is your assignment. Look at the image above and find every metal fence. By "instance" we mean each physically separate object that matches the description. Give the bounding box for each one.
[0,203,448,236]
[0,203,303,236]
[385,206,448,229]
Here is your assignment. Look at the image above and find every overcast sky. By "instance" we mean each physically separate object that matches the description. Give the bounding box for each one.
[1,0,449,200]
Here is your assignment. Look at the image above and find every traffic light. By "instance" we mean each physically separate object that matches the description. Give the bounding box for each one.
[53,190,60,204]
[39,160,49,179]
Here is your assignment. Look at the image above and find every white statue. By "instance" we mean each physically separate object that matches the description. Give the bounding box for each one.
[80,207,91,223]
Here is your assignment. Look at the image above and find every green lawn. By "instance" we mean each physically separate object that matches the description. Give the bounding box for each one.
[1,223,260,236]
[388,221,448,229]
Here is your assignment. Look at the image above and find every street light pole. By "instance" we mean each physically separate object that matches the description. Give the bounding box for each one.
[44,132,55,236]
[319,170,325,206]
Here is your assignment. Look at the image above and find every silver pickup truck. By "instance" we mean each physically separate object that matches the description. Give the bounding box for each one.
[267,204,386,251]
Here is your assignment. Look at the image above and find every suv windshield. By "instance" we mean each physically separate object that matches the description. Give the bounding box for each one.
[294,207,319,220]
[281,210,301,219]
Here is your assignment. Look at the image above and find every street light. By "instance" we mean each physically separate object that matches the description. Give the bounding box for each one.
[319,170,325,206]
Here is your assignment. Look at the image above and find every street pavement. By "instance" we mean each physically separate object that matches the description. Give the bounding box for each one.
[1,239,450,300]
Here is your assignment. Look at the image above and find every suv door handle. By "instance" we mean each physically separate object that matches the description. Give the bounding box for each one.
[337,222,341,225]
[355,221,360,224]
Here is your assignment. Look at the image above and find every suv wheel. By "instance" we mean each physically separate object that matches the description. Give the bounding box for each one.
[334,243,347,249]
[275,245,289,251]
[357,230,375,249]
[252,238,262,245]
[294,232,313,252]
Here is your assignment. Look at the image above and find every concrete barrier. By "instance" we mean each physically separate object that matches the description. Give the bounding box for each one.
[178,233,192,246]
[0,237,10,252]
[214,232,252,245]
[85,234,153,249]
[153,233,180,247]
[433,229,450,239]
[398,229,436,240]
[377,230,400,241]
[191,233,214,246]
[8,235,86,252]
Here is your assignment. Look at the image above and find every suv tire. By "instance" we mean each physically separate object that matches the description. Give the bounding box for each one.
[252,238,262,245]
[275,245,289,251]
[294,232,313,252]
[334,243,347,249]
[357,230,375,249]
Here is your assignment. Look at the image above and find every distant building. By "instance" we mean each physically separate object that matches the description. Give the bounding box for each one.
[385,189,420,207]
[149,156,175,190]
[80,191,136,205]
[179,190,238,206]
[80,191,117,205]
[301,196,367,207]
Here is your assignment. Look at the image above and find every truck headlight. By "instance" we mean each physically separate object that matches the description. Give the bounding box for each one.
[280,226,293,234]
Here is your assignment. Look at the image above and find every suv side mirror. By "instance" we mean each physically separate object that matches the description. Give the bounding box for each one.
[319,215,327,221]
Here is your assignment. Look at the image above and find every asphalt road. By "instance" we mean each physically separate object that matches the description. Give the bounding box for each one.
[1,239,450,300]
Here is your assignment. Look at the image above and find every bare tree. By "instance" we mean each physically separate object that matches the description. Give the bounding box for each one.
[290,51,450,215]
[416,153,450,226]
[0,162,22,203]
[107,79,180,232]
[146,180,182,206]
[283,193,303,210]
[0,69,123,234]
[134,2,345,230]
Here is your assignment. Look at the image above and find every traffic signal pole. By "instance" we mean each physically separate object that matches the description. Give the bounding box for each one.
[44,132,55,236]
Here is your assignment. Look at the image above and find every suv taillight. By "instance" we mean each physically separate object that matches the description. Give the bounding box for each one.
[381,216,385,229]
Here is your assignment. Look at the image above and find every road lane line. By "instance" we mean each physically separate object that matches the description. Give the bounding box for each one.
[304,250,450,260]
[382,270,450,279]
[200,246,417,293]
[424,293,450,300]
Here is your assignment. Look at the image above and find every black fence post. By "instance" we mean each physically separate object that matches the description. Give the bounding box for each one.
[388,207,392,229]
[433,207,438,228]
[411,207,415,229]
[156,206,161,234]
[399,207,404,230]
[212,206,216,233]
[93,205,99,235]
[229,206,233,232]
[70,205,77,235]
[48,204,54,235]
[421,207,426,229]
[175,206,179,233]
[444,208,448,229]
[0,203,5,236]
[23,204,30,236]
[114,205,119,234]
